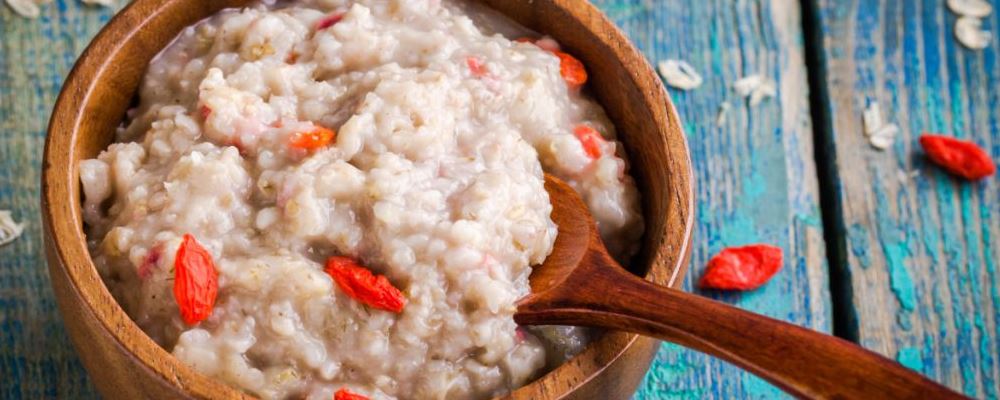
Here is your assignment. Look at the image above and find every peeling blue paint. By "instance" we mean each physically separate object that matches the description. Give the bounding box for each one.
[883,239,916,312]
[600,2,648,20]
[815,1,1000,397]
[923,335,937,380]
[794,212,822,227]
[741,374,787,400]
[896,347,924,373]
[717,215,761,250]
[742,169,767,202]
[848,223,872,269]
[872,179,916,326]
[960,320,977,396]
[622,0,831,396]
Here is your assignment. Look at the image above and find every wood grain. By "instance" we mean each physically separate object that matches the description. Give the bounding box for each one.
[593,0,833,398]
[4,0,835,399]
[1,0,118,398]
[808,0,1000,398]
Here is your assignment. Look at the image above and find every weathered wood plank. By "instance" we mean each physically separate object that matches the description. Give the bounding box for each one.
[809,0,1000,397]
[591,0,831,398]
[1,1,119,398]
[1,0,829,398]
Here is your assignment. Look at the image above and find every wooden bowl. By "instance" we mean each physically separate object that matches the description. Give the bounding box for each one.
[41,0,694,398]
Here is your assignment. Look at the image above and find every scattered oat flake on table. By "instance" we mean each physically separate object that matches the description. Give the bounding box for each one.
[733,74,775,105]
[81,0,114,7]
[862,102,883,135]
[869,124,899,150]
[657,59,703,90]
[5,0,41,18]
[955,16,992,50]
[862,102,898,150]
[0,210,26,247]
[948,0,993,18]
[733,75,763,97]
[749,80,776,106]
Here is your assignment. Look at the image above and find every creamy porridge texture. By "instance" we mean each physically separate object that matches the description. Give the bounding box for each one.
[80,0,644,399]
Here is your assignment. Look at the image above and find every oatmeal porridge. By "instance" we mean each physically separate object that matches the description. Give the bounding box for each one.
[79,1,644,398]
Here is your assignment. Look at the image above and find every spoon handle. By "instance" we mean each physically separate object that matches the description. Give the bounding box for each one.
[516,254,966,399]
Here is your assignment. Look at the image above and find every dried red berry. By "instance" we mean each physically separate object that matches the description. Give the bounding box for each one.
[466,56,487,77]
[173,234,219,325]
[573,125,604,159]
[515,37,585,88]
[316,13,344,30]
[555,51,588,89]
[334,388,369,400]
[699,244,783,291]
[289,126,336,151]
[325,256,406,313]
[919,134,995,180]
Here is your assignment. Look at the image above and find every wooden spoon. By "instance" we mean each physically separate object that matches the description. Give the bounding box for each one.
[517,175,966,399]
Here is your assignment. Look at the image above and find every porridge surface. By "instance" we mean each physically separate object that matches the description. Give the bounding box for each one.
[80,0,643,398]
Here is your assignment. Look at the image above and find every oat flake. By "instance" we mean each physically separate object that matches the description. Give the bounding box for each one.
[81,0,114,7]
[948,0,993,18]
[955,16,992,50]
[733,74,775,106]
[733,75,763,97]
[749,80,776,106]
[863,102,883,136]
[5,0,40,18]
[657,59,703,91]
[869,124,899,150]
[0,210,26,247]
[862,102,898,150]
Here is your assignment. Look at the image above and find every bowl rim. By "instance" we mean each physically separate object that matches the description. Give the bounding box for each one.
[41,0,695,398]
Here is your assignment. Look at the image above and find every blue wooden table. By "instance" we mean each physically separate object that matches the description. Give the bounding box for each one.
[0,0,997,398]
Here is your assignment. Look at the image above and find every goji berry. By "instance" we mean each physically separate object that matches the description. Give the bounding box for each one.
[555,51,587,89]
[289,126,336,151]
[699,244,783,291]
[334,388,369,400]
[199,105,212,119]
[573,125,604,159]
[515,37,585,88]
[316,13,344,30]
[466,56,487,77]
[325,256,406,313]
[919,134,995,180]
[173,234,219,325]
